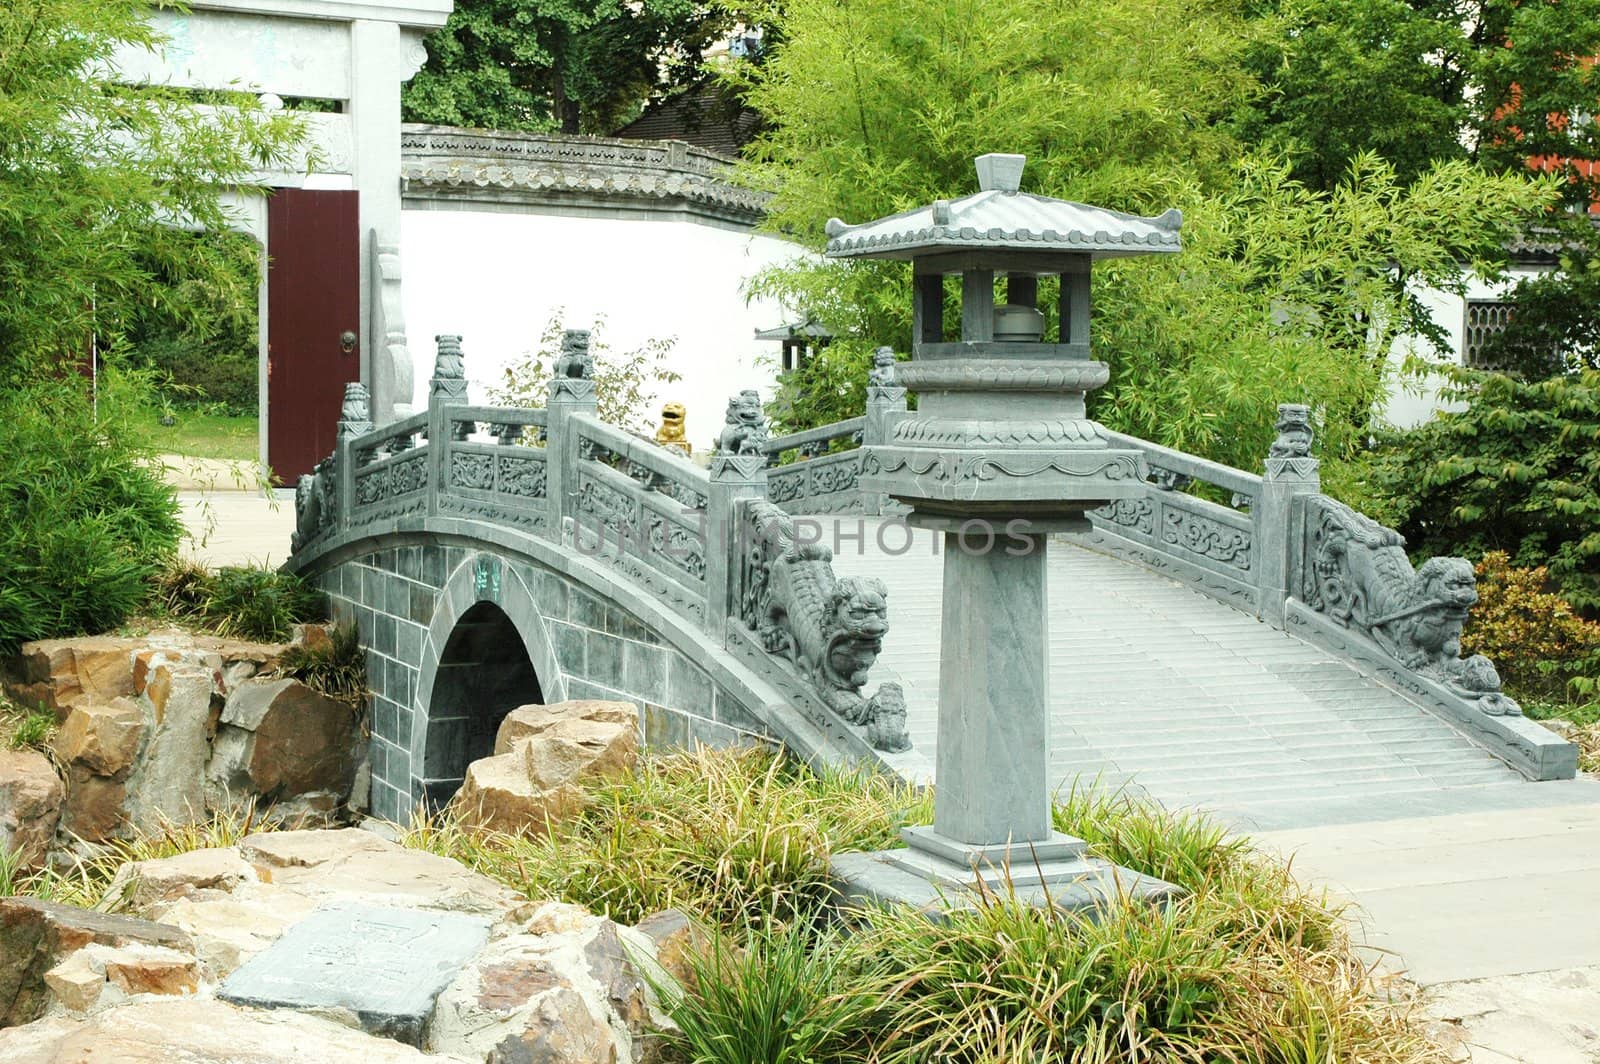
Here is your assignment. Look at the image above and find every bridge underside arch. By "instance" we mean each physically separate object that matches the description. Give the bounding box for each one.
[421,600,544,809]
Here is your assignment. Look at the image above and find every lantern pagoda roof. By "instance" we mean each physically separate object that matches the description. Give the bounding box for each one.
[824,154,1182,262]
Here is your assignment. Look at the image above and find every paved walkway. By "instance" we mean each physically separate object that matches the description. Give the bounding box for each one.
[176,490,296,568]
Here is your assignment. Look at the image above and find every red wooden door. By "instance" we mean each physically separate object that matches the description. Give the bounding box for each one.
[267,188,361,482]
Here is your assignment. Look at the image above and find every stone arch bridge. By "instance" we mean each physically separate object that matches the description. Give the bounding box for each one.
[285,336,1580,829]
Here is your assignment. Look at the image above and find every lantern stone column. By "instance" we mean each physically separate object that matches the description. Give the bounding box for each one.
[828,153,1183,908]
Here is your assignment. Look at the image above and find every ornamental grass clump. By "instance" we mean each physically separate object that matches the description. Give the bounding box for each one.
[402,745,930,933]
[403,748,1441,1062]
[151,560,324,642]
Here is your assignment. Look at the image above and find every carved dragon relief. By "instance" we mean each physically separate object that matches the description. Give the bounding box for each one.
[291,454,338,552]
[737,500,909,751]
[1304,497,1519,715]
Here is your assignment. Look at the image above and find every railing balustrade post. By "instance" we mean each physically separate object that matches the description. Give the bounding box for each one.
[705,389,770,638]
[335,382,371,533]
[544,330,599,537]
[426,335,469,516]
[1256,403,1320,628]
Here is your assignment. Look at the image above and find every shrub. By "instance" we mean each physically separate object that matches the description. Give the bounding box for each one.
[0,373,184,652]
[153,561,324,643]
[491,312,681,436]
[1462,552,1600,702]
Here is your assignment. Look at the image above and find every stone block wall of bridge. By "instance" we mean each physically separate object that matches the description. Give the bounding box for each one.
[315,540,774,822]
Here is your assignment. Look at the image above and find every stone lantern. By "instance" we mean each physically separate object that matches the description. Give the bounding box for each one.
[829,154,1182,908]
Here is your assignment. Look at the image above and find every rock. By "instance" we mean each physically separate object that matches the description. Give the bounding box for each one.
[451,748,575,835]
[211,678,357,802]
[94,943,200,996]
[291,623,334,653]
[0,997,437,1062]
[239,826,392,871]
[123,664,215,831]
[59,765,127,844]
[0,750,63,872]
[238,829,533,926]
[494,700,639,755]
[51,698,144,778]
[429,929,627,1063]
[0,896,191,1027]
[455,708,638,836]
[633,909,711,995]
[584,921,651,1033]
[102,847,256,913]
[522,718,638,788]
[9,637,139,716]
[40,952,104,1014]
[487,988,620,1064]
[152,888,320,978]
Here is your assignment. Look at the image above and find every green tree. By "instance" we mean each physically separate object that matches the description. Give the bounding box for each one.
[1230,0,1472,191]
[1095,156,1549,473]
[1366,368,1600,617]
[735,0,1261,238]
[404,0,738,133]
[0,0,305,382]
[1472,0,1600,211]
[731,0,1554,471]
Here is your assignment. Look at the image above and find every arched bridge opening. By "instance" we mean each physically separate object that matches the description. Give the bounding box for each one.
[421,601,544,810]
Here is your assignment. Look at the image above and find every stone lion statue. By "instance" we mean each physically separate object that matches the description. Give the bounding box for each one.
[1309,498,1518,713]
[291,471,321,553]
[865,682,912,753]
[553,330,593,379]
[1269,403,1313,458]
[654,402,690,456]
[867,346,899,387]
[743,502,898,735]
[715,389,768,456]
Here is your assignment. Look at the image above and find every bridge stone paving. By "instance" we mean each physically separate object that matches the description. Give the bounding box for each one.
[829,519,1597,831]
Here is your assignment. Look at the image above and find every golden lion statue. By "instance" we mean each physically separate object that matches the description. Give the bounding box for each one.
[655,402,690,456]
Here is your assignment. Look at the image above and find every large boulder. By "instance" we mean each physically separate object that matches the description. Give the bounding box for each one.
[493,700,639,755]
[428,903,665,1063]
[0,896,193,1027]
[121,663,216,832]
[58,766,128,845]
[209,678,358,803]
[6,637,140,718]
[0,750,62,872]
[452,702,639,835]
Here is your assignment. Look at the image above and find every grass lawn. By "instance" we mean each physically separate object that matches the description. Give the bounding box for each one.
[134,406,259,461]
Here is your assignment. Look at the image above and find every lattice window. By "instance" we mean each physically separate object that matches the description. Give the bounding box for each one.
[1462,299,1515,371]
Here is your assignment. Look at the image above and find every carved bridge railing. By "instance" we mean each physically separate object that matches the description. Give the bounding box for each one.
[290,340,1575,780]
[1084,430,1263,612]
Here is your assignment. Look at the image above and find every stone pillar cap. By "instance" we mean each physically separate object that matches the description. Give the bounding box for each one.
[976,153,1025,193]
